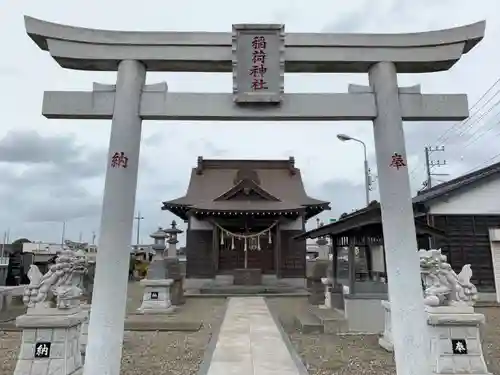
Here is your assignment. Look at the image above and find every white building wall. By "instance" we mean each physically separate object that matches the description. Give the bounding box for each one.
[489,228,500,303]
[428,177,500,215]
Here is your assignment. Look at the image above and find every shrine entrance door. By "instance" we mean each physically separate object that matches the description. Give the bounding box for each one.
[218,226,275,273]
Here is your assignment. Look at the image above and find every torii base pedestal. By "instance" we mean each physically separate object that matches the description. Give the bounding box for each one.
[137,279,175,314]
[79,304,90,360]
[13,307,86,375]
[427,306,491,375]
[379,302,492,375]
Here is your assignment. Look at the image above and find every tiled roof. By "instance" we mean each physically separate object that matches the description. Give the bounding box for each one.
[162,157,330,211]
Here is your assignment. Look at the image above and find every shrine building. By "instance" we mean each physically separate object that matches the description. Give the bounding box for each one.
[162,157,329,287]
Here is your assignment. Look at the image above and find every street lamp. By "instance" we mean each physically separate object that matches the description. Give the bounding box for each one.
[336,133,370,206]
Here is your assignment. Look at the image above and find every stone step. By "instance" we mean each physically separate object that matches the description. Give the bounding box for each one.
[199,285,307,295]
[475,301,500,308]
[309,305,348,334]
[124,317,202,331]
[293,310,323,334]
[186,292,309,298]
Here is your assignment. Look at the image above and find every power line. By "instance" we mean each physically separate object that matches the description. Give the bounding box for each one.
[463,151,500,175]
[452,93,500,140]
[435,76,500,143]
[461,116,500,150]
[409,77,500,181]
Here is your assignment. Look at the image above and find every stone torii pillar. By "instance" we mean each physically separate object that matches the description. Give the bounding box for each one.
[85,61,146,375]
[24,16,485,375]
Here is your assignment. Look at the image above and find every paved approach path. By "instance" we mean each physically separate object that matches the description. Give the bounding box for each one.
[206,297,303,375]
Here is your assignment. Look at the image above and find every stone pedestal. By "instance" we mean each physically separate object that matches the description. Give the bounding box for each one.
[379,303,492,375]
[164,258,185,305]
[146,257,167,280]
[14,307,86,375]
[319,278,332,309]
[170,279,185,305]
[427,306,491,375]
[233,268,262,285]
[167,243,177,258]
[378,300,393,351]
[306,278,324,305]
[79,304,90,358]
[137,279,174,314]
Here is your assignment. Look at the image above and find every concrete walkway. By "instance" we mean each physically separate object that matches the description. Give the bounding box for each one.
[206,297,303,375]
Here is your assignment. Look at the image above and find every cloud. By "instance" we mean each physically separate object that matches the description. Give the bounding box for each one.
[0,131,105,228]
[0,131,83,164]
[25,197,101,223]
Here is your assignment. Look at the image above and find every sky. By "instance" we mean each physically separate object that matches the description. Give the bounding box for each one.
[0,0,499,246]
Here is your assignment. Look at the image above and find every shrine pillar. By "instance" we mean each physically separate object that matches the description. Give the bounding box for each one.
[369,61,429,375]
[84,60,146,375]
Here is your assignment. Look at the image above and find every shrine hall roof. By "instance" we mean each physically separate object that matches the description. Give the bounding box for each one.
[295,202,445,241]
[162,157,330,217]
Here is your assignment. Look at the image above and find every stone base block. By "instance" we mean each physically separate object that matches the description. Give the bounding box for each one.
[427,308,491,375]
[14,308,86,375]
[378,335,394,352]
[79,304,90,357]
[379,302,492,374]
[233,268,262,285]
[164,258,183,280]
[379,300,393,352]
[137,279,175,314]
[170,279,185,305]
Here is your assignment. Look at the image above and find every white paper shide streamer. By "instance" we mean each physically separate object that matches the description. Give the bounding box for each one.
[215,221,277,252]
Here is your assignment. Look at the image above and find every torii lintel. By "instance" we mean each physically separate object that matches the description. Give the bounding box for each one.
[24,16,485,73]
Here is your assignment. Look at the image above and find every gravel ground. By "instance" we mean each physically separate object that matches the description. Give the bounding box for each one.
[267,297,500,375]
[2,288,498,375]
[0,282,227,375]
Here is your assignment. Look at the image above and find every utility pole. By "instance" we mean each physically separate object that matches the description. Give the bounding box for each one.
[92,231,96,245]
[423,146,448,249]
[134,211,144,246]
[1,231,6,259]
[424,146,447,189]
[61,222,66,246]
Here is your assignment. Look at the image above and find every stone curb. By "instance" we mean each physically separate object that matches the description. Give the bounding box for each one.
[0,320,203,332]
[195,299,229,375]
[265,298,310,375]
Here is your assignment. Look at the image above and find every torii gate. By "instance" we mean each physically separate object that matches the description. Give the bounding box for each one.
[24,16,485,375]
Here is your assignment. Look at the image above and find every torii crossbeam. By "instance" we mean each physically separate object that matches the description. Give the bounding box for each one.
[24,16,485,375]
[43,82,468,121]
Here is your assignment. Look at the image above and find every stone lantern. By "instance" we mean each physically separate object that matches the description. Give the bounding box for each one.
[164,220,183,258]
[137,226,174,314]
[315,220,329,259]
[150,227,169,257]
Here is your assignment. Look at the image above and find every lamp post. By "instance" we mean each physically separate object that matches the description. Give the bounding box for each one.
[337,133,370,206]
